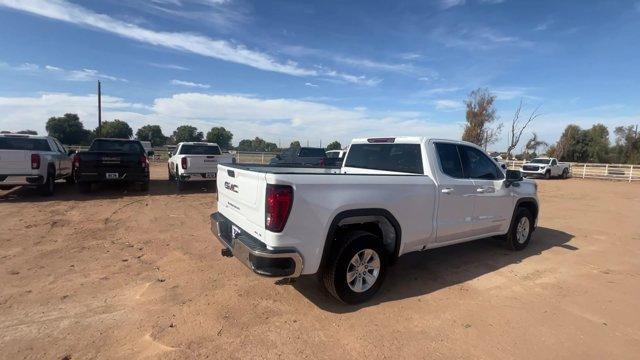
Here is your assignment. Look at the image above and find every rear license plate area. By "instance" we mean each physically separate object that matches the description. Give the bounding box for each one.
[106,173,119,179]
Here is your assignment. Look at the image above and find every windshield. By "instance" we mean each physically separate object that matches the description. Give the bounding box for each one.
[298,148,326,157]
[530,159,551,164]
[0,137,51,151]
[344,143,423,174]
[179,144,222,155]
[90,139,144,153]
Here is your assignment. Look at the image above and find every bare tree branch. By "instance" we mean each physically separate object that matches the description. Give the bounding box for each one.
[506,99,541,158]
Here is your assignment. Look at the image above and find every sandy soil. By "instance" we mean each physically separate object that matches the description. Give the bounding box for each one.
[1,163,639,359]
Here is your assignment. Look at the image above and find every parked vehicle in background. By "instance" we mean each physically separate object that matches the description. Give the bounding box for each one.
[269,147,327,166]
[0,133,73,195]
[140,141,152,154]
[324,149,346,167]
[522,157,570,179]
[492,156,508,171]
[168,142,234,190]
[73,138,152,192]
[212,137,539,304]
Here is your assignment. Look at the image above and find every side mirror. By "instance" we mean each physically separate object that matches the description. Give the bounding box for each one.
[147,150,155,156]
[505,169,523,187]
[67,149,76,156]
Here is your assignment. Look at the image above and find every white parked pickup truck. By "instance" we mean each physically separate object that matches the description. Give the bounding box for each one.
[0,133,73,195]
[211,137,539,304]
[521,157,570,179]
[168,142,234,190]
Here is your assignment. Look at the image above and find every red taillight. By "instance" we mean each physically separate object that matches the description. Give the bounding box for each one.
[73,154,80,168]
[181,157,188,170]
[319,158,325,166]
[265,184,293,233]
[140,154,148,169]
[31,154,40,169]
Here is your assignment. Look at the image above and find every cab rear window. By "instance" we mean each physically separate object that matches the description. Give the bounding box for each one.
[344,144,423,174]
[0,137,51,151]
[90,139,144,153]
[179,145,222,155]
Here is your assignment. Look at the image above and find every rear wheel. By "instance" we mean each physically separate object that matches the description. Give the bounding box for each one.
[322,231,388,304]
[561,168,568,179]
[139,181,149,192]
[505,207,534,251]
[38,168,55,196]
[176,166,184,191]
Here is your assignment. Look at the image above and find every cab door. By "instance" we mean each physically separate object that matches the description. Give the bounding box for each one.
[52,138,71,176]
[432,142,478,243]
[457,145,514,236]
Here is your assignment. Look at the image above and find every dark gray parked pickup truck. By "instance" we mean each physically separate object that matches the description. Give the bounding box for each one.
[73,138,152,192]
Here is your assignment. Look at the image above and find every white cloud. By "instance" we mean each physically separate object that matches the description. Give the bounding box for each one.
[492,87,539,101]
[432,26,533,50]
[0,92,460,146]
[0,0,374,85]
[149,63,189,71]
[304,82,318,87]
[439,0,466,9]
[434,99,464,111]
[478,0,505,4]
[171,79,211,88]
[399,53,422,60]
[1,61,127,82]
[0,0,312,76]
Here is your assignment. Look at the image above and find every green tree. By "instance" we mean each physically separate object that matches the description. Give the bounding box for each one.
[264,142,278,152]
[98,119,133,139]
[45,113,91,145]
[17,130,38,135]
[236,137,277,152]
[586,123,609,163]
[290,140,301,150]
[237,139,253,151]
[612,125,640,164]
[205,127,233,149]
[172,125,203,143]
[461,88,502,149]
[326,141,342,151]
[136,125,167,147]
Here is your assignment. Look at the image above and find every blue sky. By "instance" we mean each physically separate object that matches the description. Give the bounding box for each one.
[0,0,639,149]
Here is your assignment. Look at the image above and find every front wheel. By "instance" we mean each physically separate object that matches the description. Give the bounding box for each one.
[505,207,534,251]
[322,231,387,304]
[544,170,551,179]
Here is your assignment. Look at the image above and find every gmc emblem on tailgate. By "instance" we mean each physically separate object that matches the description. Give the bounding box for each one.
[224,181,239,193]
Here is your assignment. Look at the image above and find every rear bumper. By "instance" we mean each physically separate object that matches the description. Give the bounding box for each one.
[0,174,44,186]
[76,170,149,183]
[521,169,546,177]
[179,172,216,182]
[210,212,303,278]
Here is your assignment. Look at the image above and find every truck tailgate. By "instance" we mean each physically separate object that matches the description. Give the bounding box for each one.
[217,165,267,240]
[185,155,219,173]
[0,150,30,174]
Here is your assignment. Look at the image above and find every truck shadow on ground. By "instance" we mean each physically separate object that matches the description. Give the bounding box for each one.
[0,179,217,202]
[293,227,575,313]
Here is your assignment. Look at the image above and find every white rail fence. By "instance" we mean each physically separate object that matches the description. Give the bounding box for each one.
[67,146,638,182]
[505,160,638,182]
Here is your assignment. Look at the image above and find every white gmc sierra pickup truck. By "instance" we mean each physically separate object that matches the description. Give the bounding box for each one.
[211,137,539,304]
[521,157,570,179]
[168,142,234,190]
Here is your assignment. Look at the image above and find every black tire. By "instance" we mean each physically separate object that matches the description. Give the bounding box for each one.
[544,170,551,179]
[78,182,92,193]
[139,181,149,192]
[322,231,388,304]
[64,175,76,184]
[168,165,174,181]
[561,168,568,179]
[505,207,534,251]
[176,166,184,191]
[38,168,55,196]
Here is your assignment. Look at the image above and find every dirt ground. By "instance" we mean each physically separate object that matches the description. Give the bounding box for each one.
[1,163,639,359]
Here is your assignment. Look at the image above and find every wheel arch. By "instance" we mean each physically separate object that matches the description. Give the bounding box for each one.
[320,208,402,271]
[511,197,538,230]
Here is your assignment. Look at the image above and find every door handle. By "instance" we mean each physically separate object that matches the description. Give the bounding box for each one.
[441,187,454,194]
[476,187,485,193]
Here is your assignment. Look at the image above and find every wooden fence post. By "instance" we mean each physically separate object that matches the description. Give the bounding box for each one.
[261,153,265,164]
[630,165,634,183]
[582,164,586,179]
[605,164,609,176]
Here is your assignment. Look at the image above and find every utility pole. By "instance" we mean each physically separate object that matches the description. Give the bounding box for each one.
[97,81,102,137]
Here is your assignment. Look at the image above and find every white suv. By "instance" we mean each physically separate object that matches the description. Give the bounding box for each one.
[0,134,74,195]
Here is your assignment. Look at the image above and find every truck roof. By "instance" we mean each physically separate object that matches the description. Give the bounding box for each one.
[0,133,49,140]
[177,142,219,146]
[351,136,479,147]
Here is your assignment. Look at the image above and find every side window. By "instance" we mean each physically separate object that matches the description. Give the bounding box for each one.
[459,145,503,180]
[551,159,557,166]
[434,143,464,178]
[54,139,66,153]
